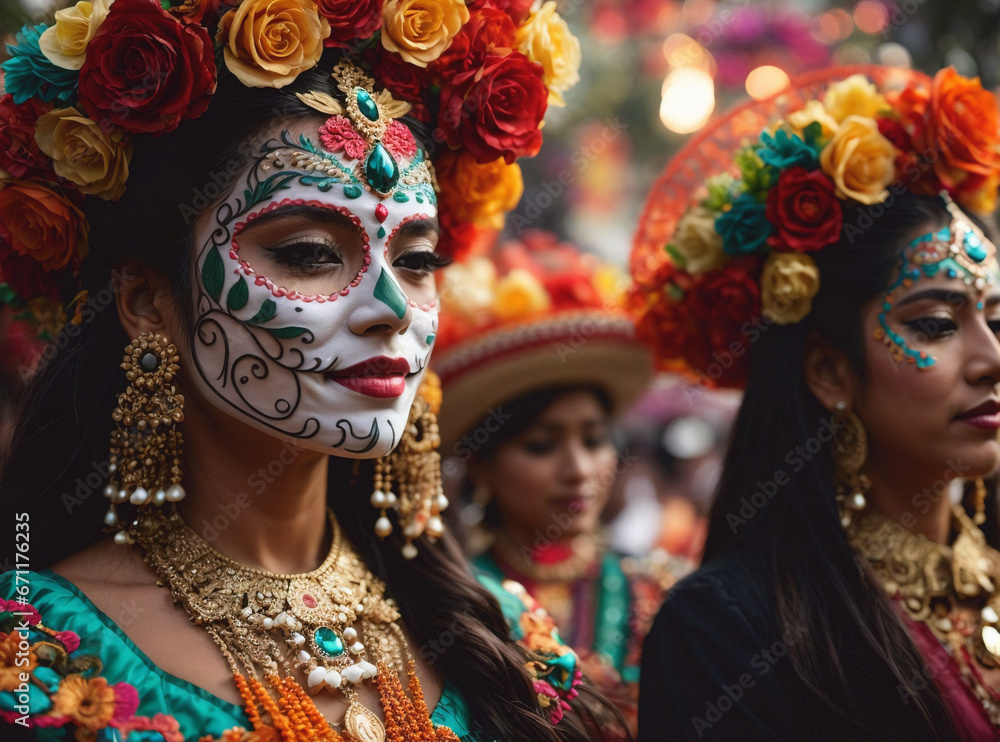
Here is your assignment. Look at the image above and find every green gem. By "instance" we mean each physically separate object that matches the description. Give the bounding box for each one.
[314,627,345,657]
[365,143,399,194]
[377,225,386,239]
[356,89,379,122]
[393,192,410,203]
[343,185,362,199]
[425,334,435,345]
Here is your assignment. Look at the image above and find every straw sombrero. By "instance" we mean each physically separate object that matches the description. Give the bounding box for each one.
[433,231,653,453]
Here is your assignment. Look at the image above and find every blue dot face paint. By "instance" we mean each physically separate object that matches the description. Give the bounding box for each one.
[876,204,998,370]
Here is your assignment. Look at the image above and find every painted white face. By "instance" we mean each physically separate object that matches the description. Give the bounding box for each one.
[188,118,441,458]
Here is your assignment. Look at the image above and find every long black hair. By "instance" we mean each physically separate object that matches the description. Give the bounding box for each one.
[0,51,625,742]
[702,191,983,739]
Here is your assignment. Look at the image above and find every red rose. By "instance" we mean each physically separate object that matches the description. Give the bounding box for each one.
[433,8,516,82]
[765,167,842,252]
[468,0,533,25]
[437,51,547,164]
[0,250,60,302]
[0,96,52,180]
[319,0,382,48]
[686,258,761,388]
[78,0,217,136]
[374,52,429,107]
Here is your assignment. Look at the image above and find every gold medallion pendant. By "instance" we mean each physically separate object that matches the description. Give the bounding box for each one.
[345,700,387,742]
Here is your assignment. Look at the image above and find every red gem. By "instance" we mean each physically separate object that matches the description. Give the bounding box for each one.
[375,204,388,223]
[302,593,317,608]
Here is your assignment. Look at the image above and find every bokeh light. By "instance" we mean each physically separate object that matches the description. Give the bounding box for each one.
[816,8,854,43]
[853,1,888,34]
[745,66,791,101]
[660,67,715,134]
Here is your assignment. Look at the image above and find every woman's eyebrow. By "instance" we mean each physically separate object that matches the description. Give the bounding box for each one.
[242,204,359,232]
[390,218,441,245]
[894,287,972,309]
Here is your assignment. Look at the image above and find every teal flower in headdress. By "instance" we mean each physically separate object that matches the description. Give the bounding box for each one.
[716,193,773,256]
[2,25,79,106]
[759,129,819,171]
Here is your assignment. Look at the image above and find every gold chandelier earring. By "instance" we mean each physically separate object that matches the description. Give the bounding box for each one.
[371,371,449,559]
[832,401,870,530]
[103,331,186,545]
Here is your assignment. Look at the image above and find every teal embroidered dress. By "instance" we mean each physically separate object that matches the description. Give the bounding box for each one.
[0,570,530,741]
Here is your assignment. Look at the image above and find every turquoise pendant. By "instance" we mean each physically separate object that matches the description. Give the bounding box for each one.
[965,233,987,263]
[314,626,346,657]
[365,143,399,194]
[356,89,379,122]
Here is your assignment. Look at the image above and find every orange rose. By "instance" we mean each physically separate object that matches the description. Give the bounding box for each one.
[436,150,523,230]
[0,181,89,272]
[51,674,117,730]
[819,115,896,205]
[219,0,330,88]
[927,67,1000,197]
[381,0,469,67]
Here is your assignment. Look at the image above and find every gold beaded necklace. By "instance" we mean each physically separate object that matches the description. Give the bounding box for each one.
[849,505,1000,726]
[130,506,459,742]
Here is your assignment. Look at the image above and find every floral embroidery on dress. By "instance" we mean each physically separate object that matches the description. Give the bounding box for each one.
[501,580,582,725]
[0,598,183,741]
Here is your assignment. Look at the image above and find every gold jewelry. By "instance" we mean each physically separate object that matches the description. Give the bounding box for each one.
[371,384,449,560]
[130,506,459,742]
[974,478,988,525]
[832,401,870,529]
[104,331,185,545]
[849,505,1000,725]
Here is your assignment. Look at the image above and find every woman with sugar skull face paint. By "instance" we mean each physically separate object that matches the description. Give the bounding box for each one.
[0,2,627,740]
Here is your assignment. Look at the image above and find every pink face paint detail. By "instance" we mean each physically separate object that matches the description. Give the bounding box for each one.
[231,198,370,302]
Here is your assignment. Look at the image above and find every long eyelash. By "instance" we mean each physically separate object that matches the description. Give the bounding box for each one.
[396,252,453,271]
[903,317,957,338]
[265,241,341,269]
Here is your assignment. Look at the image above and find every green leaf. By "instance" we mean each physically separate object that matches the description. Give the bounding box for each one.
[703,174,736,212]
[247,299,277,325]
[203,248,224,303]
[227,276,249,312]
[266,326,309,339]
[664,242,685,267]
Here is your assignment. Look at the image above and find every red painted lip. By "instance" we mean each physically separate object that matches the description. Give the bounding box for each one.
[956,399,1000,430]
[326,357,412,398]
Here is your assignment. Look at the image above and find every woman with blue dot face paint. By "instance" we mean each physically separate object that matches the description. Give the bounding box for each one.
[633,67,1000,741]
[0,3,628,739]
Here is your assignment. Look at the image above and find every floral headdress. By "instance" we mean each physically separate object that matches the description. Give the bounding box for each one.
[629,66,1000,389]
[0,0,580,333]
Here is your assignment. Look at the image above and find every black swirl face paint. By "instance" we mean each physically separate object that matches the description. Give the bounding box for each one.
[186,79,440,457]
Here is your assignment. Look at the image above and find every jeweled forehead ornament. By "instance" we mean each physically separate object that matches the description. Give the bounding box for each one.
[875,197,998,369]
[287,59,438,209]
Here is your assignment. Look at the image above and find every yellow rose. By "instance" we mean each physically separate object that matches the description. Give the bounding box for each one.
[440,256,497,323]
[823,74,888,123]
[594,263,628,307]
[494,268,551,321]
[760,251,820,325]
[671,205,727,274]
[219,0,330,88]
[787,100,839,142]
[819,115,896,205]
[38,0,112,70]
[34,107,132,201]
[381,0,469,68]
[437,151,523,231]
[515,2,581,107]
